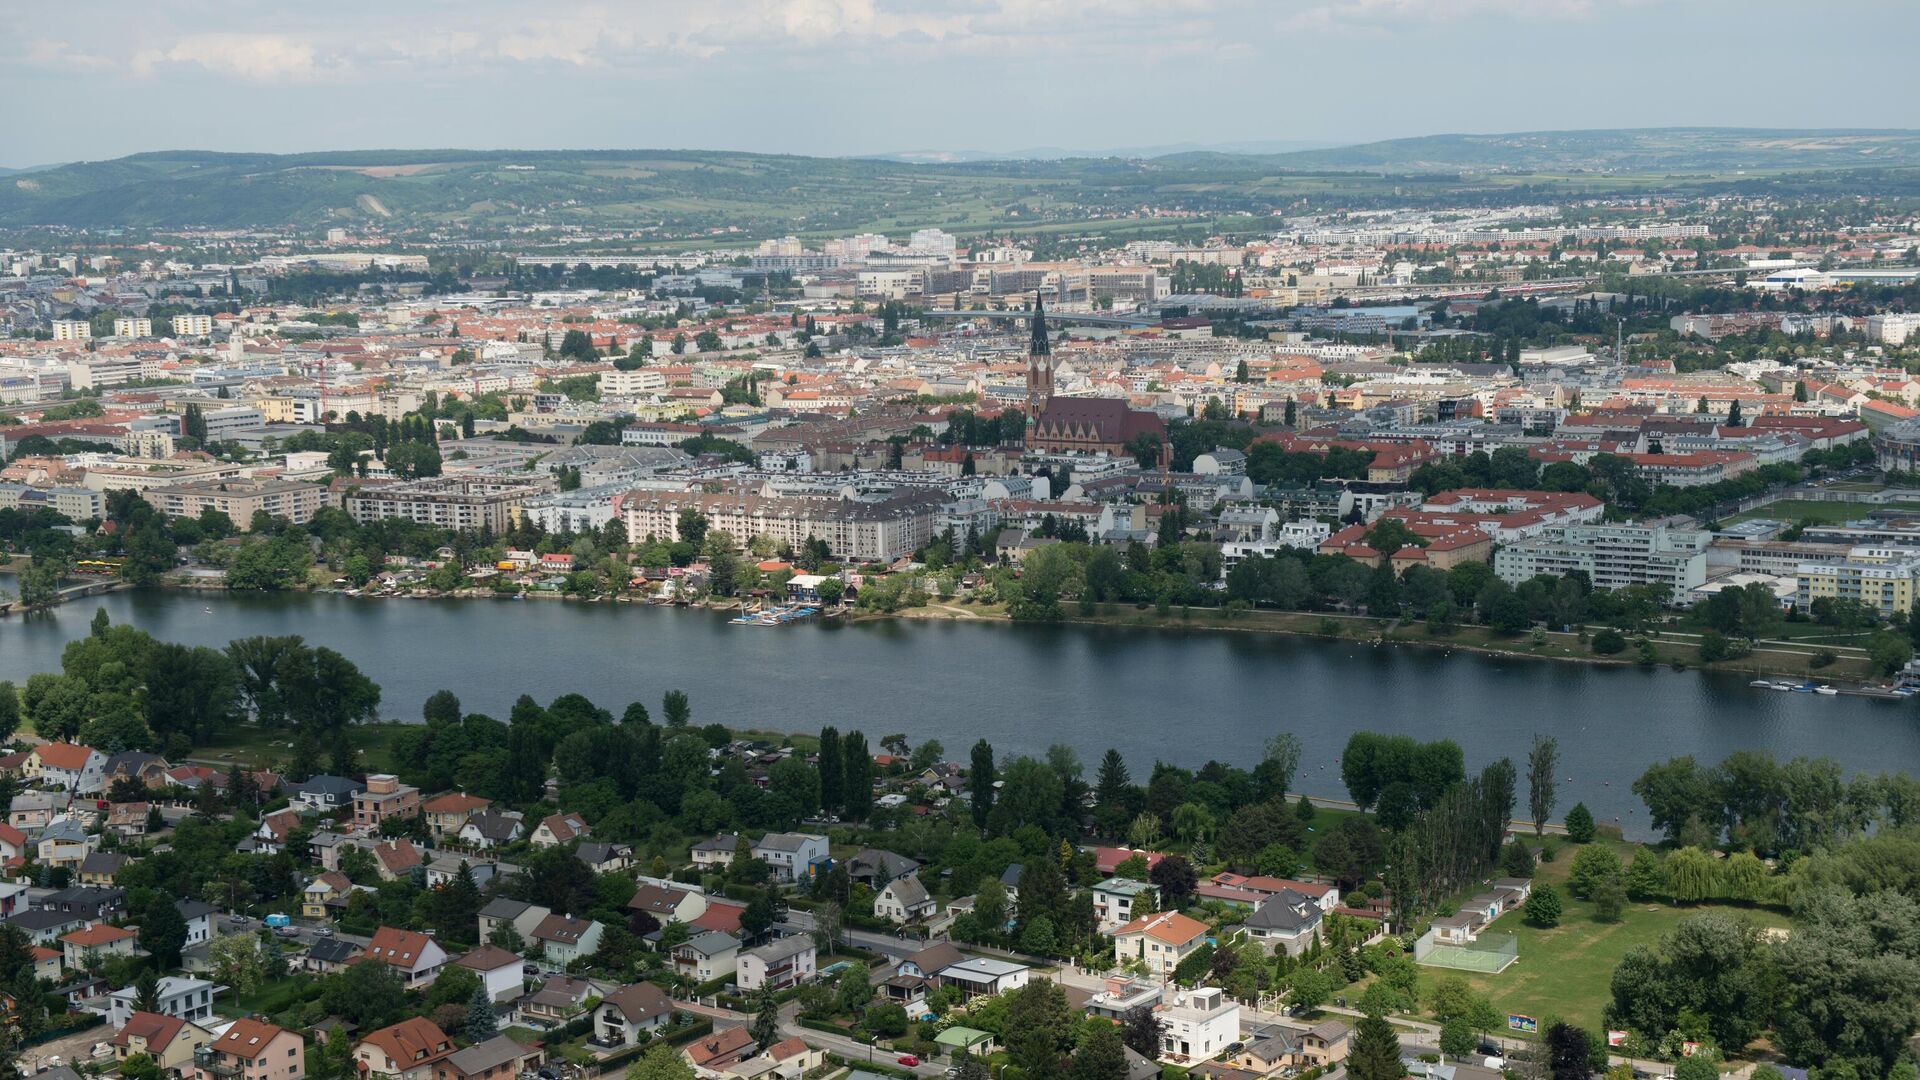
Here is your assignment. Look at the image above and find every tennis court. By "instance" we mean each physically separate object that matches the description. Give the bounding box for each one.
[1414,929,1518,974]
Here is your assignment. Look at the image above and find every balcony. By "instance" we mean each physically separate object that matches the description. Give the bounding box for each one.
[195,1052,242,1079]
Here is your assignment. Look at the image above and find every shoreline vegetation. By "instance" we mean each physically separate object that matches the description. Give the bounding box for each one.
[7,571,1891,690]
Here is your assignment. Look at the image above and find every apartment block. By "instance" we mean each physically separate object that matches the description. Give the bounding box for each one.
[1494,522,1710,598]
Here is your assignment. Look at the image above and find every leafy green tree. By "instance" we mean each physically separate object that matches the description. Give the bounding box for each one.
[1568,845,1623,900]
[1528,734,1559,836]
[1608,912,1773,1052]
[1440,1018,1476,1058]
[137,897,187,967]
[1070,1022,1129,1080]
[1524,883,1563,927]
[625,1045,695,1080]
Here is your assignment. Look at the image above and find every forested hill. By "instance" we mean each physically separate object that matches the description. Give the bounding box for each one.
[3,128,1917,232]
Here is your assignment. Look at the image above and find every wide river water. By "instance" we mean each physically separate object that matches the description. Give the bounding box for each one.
[4,589,1918,837]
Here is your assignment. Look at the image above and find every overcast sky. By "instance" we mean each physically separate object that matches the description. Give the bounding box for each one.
[7,0,1917,166]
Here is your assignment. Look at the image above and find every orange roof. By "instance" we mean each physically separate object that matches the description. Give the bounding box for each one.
[213,1018,294,1056]
[33,744,97,770]
[357,1018,452,1067]
[365,926,436,969]
[113,1011,188,1049]
[62,924,135,947]
[1114,911,1209,945]
[420,793,490,814]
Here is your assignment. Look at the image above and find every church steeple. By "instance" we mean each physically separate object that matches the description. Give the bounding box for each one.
[1025,293,1054,420]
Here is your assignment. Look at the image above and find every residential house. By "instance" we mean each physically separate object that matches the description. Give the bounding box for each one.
[1236,889,1324,957]
[735,937,816,992]
[626,884,706,926]
[749,833,828,883]
[1158,988,1240,1066]
[112,1011,212,1075]
[371,839,423,881]
[191,1019,304,1080]
[590,982,675,1048]
[61,924,137,969]
[302,872,352,921]
[364,927,448,988]
[895,943,962,981]
[27,744,106,793]
[8,791,68,829]
[308,832,357,871]
[529,914,602,966]
[432,1037,541,1080]
[303,938,363,975]
[1235,1020,1350,1073]
[39,885,126,922]
[0,823,28,868]
[530,813,588,849]
[109,976,217,1029]
[574,842,633,874]
[477,899,548,945]
[690,900,746,938]
[454,946,524,1005]
[672,931,739,982]
[516,976,613,1031]
[37,819,95,869]
[104,803,151,838]
[354,1018,455,1080]
[102,752,170,791]
[1085,976,1164,1022]
[1114,912,1210,977]
[873,875,934,925]
[0,884,26,920]
[291,775,365,813]
[253,809,303,855]
[1092,878,1159,934]
[750,1038,823,1080]
[999,864,1023,914]
[1429,912,1482,945]
[681,1027,755,1075]
[457,812,525,850]
[421,794,491,839]
[845,849,918,889]
[78,852,132,886]
[689,833,739,871]
[176,901,216,948]
[1093,847,1166,876]
[28,945,61,981]
[938,957,1030,1000]
[8,908,86,946]
[353,775,421,830]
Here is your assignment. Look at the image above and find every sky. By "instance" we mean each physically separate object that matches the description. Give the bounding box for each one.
[5,0,1918,166]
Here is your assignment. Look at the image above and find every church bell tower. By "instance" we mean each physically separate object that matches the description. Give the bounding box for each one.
[1025,293,1055,420]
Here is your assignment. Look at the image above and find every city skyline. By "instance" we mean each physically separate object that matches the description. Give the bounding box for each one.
[6,0,1918,166]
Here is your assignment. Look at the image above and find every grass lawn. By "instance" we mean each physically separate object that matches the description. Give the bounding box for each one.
[1727,499,1920,525]
[186,723,414,774]
[1413,843,1788,1034]
[215,973,315,1020]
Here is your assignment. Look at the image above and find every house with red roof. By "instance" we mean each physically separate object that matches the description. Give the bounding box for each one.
[112,1011,213,1074]
[354,1018,454,1080]
[362,927,448,988]
[193,1018,304,1080]
[1113,912,1210,976]
[26,744,105,793]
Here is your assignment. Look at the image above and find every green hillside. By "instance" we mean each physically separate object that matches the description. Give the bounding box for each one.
[3,129,1918,235]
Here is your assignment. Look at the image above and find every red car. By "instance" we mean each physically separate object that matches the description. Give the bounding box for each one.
[896,1055,920,1067]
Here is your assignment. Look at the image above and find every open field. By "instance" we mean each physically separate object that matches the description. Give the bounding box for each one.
[1414,842,1789,1033]
[1727,499,1920,525]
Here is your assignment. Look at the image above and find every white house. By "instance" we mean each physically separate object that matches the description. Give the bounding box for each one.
[1114,912,1210,977]
[530,914,603,966]
[1091,878,1159,934]
[736,936,817,992]
[365,927,448,988]
[108,977,217,1030]
[751,833,828,883]
[1237,889,1324,957]
[453,945,524,1004]
[1160,987,1240,1065]
[874,875,934,925]
[27,744,107,794]
[672,931,739,982]
[938,957,1030,1000]
[591,982,675,1048]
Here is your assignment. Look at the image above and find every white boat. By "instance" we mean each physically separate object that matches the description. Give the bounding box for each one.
[1748,679,1772,688]
[1815,686,1839,696]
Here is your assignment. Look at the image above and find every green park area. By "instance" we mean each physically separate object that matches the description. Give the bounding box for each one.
[1414,839,1790,1034]
[1728,499,1920,526]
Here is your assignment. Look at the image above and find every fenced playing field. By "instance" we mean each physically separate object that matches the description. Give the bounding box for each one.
[1414,928,1518,974]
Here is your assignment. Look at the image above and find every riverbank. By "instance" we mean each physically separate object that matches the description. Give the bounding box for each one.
[897,598,1885,686]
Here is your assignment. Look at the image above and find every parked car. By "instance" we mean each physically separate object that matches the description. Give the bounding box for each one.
[897,1056,919,1067]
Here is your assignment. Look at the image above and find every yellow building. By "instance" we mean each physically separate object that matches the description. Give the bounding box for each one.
[1795,548,1920,616]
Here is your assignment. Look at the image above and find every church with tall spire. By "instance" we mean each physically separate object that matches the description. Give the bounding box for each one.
[1021,294,1166,456]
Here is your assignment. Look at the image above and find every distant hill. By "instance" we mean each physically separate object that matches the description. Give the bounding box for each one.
[1,129,1916,232]
[1259,128,1920,172]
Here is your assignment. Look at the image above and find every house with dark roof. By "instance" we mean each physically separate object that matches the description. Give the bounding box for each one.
[1235,889,1325,957]
[574,841,632,873]
[845,848,918,889]
[530,914,603,965]
[590,982,675,1048]
[291,775,365,812]
[304,937,364,974]
[457,811,524,850]
[453,945,523,1004]
[874,874,933,925]
[432,1036,540,1080]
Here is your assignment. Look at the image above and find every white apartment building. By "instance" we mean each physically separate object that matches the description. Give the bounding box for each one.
[1869,313,1920,346]
[857,271,919,300]
[1159,988,1240,1065]
[619,488,945,563]
[1494,522,1709,598]
[598,369,666,397]
[112,317,153,338]
[345,478,542,532]
[172,314,215,336]
[51,319,91,341]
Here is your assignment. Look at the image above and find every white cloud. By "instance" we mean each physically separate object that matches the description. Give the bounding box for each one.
[23,39,114,73]
[131,34,346,82]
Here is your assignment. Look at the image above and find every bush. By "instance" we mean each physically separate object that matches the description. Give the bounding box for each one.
[1811,648,1838,668]
[1591,628,1627,655]
[1591,875,1627,923]
[1567,844,1622,900]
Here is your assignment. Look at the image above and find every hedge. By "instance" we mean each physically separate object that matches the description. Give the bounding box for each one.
[25,1013,102,1048]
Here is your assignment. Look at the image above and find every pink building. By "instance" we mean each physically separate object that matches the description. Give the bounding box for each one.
[193,1019,304,1080]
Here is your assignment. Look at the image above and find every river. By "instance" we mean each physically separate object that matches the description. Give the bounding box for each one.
[3,589,1917,837]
